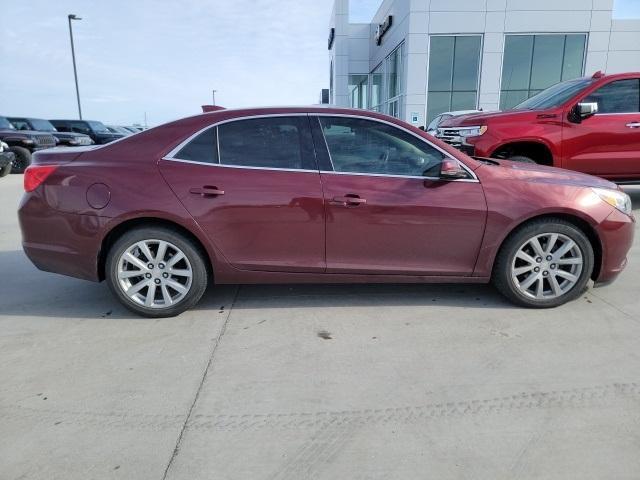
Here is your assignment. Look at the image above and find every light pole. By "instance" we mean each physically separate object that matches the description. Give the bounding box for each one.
[68,14,83,119]
[212,89,217,105]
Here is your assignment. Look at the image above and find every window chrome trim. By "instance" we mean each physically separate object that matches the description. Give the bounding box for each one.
[313,112,479,182]
[318,170,479,182]
[161,156,319,173]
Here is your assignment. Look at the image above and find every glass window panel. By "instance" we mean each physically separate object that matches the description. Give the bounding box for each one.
[584,79,640,113]
[370,64,384,108]
[175,127,218,164]
[348,74,368,109]
[427,91,452,123]
[500,90,529,110]
[530,35,565,90]
[218,117,311,169]
[387,45,403,99]
[319,117,445,177]
[452,36,481,91]
[562,34,586,81]
[451,91,478,111]
[428,36,455,92]
[501,35,534,91]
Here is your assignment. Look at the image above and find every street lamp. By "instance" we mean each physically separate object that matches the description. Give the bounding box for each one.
[68,14,83,119]
[212,89,217,105]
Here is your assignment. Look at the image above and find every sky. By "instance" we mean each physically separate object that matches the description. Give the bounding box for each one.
[1,0,638,126]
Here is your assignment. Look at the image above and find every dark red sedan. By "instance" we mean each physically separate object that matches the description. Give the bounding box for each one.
[18,107,634,317]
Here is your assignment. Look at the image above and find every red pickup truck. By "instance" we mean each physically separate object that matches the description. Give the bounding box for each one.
[437,71,640,183]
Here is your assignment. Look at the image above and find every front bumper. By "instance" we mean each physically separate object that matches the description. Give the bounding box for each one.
[594,208,635,286]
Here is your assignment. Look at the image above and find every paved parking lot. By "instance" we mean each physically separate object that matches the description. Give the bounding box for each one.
[1,174,639,479]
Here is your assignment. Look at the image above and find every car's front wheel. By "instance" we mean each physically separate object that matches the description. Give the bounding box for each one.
[492,219,594,308]
[9,146,31,173]
[105,226,209,317]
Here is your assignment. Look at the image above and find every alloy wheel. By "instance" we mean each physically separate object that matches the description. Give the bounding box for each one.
[116,239,193,309]
[511,233,583,300]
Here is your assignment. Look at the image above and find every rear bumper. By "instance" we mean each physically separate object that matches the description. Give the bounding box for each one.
[18,193,107,282]
[594,208,635,286]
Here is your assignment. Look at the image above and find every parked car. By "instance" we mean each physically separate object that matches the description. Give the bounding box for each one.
[49,119,123,145]
[8,117,93,147]
[19,107,634,317]
[425,110,481,135]
[106,125,134,136]
[437,71,640,183]
[0,115,57,173]
[123,126,143,133]
[0,141,14,177]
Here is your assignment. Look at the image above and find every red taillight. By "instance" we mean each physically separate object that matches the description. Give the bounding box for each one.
[24,165,59,192]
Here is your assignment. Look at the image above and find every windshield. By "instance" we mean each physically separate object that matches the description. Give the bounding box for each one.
[88,121,110,133]
[0,117,15,130]
[513,78,594,110]
[29,118,57,132]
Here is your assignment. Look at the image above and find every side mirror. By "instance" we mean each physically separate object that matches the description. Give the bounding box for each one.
[570,102,598,123]
[438,159,469,180]
[578,102,598,118]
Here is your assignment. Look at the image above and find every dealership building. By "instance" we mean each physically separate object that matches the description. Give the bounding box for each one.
[327,0,640,126]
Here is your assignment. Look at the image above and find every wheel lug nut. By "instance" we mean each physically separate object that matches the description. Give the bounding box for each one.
[159,263,165,269]
[154,278,161,284]
[534,267,540,272]
[546,255,552,261]
[145,273,152,279]
[536,257,542,263]
[543,271,549,276]
[550,264,556,269]
[162,272,169,278]
[148,263,154,269]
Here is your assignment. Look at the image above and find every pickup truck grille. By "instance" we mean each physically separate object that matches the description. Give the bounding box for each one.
[76,136,92,145]
[436,128,462,146]
[35,134,57,148]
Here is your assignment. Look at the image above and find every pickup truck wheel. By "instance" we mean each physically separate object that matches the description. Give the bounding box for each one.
[507,155,536,164]
[0,163,11,177]
[492,219,594,308]
[9,146,32,173]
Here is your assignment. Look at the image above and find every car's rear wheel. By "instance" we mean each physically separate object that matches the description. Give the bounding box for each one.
[106,227,208,317]
[9,146,31,173]
[492,219,594,308]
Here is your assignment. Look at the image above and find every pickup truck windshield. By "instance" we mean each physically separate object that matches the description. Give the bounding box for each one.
[513,78,593,111]
[28,119,58,132]
[0,117,16,130]
[88,121,110,133]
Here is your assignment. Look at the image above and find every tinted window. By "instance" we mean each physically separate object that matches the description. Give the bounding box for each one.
[319,117,445,177]
[11,119,30,130]
[218,117,312,170]
[427,35,481,123]
[0,117,15,129]
[513,78,593,110]
[584,79,640,114]
[500,34,586,110]
[175,127,218,164]
[70,122,91,134]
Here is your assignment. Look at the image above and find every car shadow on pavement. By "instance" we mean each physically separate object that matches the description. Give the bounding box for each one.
[0,249,515,318]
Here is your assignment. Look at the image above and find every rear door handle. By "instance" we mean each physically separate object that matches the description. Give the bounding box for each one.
[330,194,367,207]
[625,122,640,128]
[189,185,225,197]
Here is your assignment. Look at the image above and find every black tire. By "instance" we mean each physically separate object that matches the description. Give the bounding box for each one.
[9,146,32,173]
[492,218,594,308]
[507,154,536,164]
[105,226,209,318]
[0,163,11,177]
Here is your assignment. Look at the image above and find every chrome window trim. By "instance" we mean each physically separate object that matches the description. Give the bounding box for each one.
[318,170,479,182]
[313,113,479,182]
[160,156,319,173]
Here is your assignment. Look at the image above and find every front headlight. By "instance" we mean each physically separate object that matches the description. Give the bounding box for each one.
[592,187,632,216]
[21,138,34,145]
[458,125,488,137]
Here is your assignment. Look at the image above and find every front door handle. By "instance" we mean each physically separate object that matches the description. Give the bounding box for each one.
[189,185,225,197]
[330,194,367,207]
[625,122,640,128]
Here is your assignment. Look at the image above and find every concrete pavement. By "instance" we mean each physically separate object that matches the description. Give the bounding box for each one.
[1,174,639,479]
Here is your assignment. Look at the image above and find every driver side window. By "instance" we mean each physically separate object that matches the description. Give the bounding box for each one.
[318,117,445,177]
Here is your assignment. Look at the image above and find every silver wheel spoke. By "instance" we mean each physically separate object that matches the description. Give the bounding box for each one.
[546,233,559,254]
[557,257,582,265]
[165,279,188,294]
[520,272,540,290]
[529,237,545,257]
[535,278,544,298]
[169,268,191,277]
[513,265,534,276]
[549,274,562,296]
[554,239,577,260]
[127,279,150,296]
[119,269,145,279]
[161,285,173,305]
[516,250,536,265]
[168,252,185,267]
[123,252,148,271]
[555,270,578,282]
[145,284,156,306]
[138,242,155,263]
[156,241,168,262]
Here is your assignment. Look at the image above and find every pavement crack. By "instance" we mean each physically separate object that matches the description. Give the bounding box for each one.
[161,285,241,480]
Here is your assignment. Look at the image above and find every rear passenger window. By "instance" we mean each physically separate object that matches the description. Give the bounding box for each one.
[584,79,640,113]
[174,127,218,164]
[218,117,313,170]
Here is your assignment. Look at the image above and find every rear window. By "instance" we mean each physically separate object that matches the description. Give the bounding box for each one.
[174,127,218,164]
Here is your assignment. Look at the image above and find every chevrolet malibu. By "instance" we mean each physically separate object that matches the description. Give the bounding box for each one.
[18,107,634,317]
